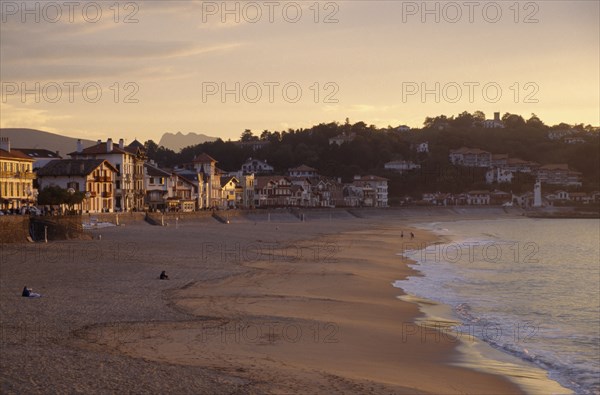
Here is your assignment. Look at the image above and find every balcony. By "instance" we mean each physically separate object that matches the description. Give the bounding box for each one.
[102,191,113,198]
[15,172,36,179]
[94,176,111,182]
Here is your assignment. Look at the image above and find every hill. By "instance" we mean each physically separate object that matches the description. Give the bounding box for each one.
[0,128,96,157]
[158,132,217,152]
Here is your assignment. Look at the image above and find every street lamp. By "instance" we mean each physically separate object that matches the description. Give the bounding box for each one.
[67,188,75,215]
[85,191,91,213]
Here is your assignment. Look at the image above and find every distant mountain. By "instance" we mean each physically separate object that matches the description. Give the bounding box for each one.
[158,132,217,152]
[0,128,96,157]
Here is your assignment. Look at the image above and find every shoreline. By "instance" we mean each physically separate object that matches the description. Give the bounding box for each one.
[395,218,576,395]
[0,213,543,393]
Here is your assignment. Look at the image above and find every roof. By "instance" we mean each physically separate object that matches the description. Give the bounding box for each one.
[193,153,217,164]
[0,149,35,161]
[145,163,171,177]
[450,147,490,155]
[220,176,239,187]
[124,140,146,155]
[37,159,117,177]
[353,175,388,182]
[13,149,62,160]
[538,164,569,170]
[289,164,317,172]
[254,176,291,189]
[492,154,509,159]
[468,190,491,195]
[68,142,131,157]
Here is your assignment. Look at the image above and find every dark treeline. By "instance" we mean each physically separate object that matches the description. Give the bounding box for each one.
[144,112,599,202]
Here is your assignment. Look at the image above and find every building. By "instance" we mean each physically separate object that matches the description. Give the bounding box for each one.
[69,138,147,211]
[396,125,411,132]
[220,176,239,209]
[288,164,318,178]
[144,162,174,211]
[241,157,274,175]
[536,164,582,187]
[563,137,585,144]
[504,158,539,173]
[490,154,509,167]
[0,138,36,211]
[384,160,420,174]
[415,142,429,153]
[449,147,492,167]
[235,140,270,151]
[13,148,62,170]
[483,112,504,128]
[192,153,221,208]
[328,133,356,146]
[352,175,388,207]
[254,176,292,207]
[37,159,118,213]
[486,167,514,184]
[548,129,577,141]
[467,190,490,205]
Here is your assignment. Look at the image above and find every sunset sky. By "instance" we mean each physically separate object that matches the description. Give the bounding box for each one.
[1,0,598,144]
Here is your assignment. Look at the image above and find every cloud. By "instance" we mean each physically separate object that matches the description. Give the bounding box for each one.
[0,103,72,131]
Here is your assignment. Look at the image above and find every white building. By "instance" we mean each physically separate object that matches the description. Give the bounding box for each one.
[483,112,504,128]
[241,157,274,175]
[486,167,514,184]
[288,164,318,178]
[384,160,421,174]
[416,142,429,153]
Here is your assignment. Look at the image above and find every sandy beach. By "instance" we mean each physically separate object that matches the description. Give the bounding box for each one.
[1,209,554,394]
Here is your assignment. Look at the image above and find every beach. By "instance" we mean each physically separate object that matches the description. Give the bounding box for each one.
[0,209,566,394]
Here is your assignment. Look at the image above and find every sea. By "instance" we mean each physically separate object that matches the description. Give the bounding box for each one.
[394,218,600,395]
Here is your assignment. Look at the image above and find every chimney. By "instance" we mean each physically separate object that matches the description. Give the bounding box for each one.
[97,139,102,146]
[494,112,500,121]
[119,138,124,149]
[0,137,10,152]
[106,138,113,153]
[76,139,83,153]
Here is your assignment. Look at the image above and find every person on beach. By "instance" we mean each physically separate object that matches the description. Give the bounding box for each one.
[22,286,41,298]
[159,271,169,280]
[410,232,415,239]
[400,231,404,238]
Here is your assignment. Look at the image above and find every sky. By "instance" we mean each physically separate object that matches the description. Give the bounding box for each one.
[1,0,599,144]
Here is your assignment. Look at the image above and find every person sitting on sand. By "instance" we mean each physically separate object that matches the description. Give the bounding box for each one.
[159,271,169,280]
[22,286,41,298]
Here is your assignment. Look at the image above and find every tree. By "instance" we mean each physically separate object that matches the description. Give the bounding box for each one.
[526,113,545,129]
[502,113,526,128]
[37,186,84,213]
[240,129,257,142]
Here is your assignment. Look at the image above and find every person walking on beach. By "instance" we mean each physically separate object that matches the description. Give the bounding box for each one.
[22,286,41,298]
[159,271,169,280]
[410,232,415,239]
